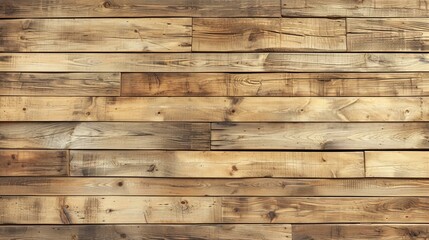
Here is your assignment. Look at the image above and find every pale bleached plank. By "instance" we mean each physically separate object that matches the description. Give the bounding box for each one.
[0,73,120,96]
[0,225,291,240]
[0,122,210,150]
[121,73,429,97]
[366,151,429,178]
[211,123,429,150]
[0,150,68,176]
[348,18,429,52]
[0,18,191,52]
[2,53,429,72]
[70,151,364,178]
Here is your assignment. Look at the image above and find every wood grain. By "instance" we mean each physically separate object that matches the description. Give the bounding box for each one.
[366,151,429,178]
[70,151,364,178]
[121,73,429,97]
[0,122,210,150]
[0,18,191,52]
[0,0,280,18]
[211,123,429,150]
[0,150,68,176]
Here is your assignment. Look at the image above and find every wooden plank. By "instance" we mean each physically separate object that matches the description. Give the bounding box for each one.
[0,18,191,52]
[70,151,364,178]
[0,73,120,96]
[0,0,280,18]
[366,151,429,178]
[211,123,429,150]
[1,96,428,122]
[348,18,429,52]
[0,225,291,240]
[0,122,210,150]
[281,0,429,17]
[2,53,429,72]
[121,73,429,97]
[192,18,346,52]
[3,178,429,196]
[292,224,429,240]
[0,150,68,176]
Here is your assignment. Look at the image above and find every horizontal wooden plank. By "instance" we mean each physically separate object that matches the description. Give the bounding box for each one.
[0,150,68,176]
[0,122,210,150]
[0,0,280,18]
[281,0,429,17]
[292,224,429,240]
[1,96,427,122]
[121,73,429,97]
[366,151,429,178]
[348,18,429,52]
[2,53,429,72]
[0,73,120,96]
[211,123,429,150]
[70,151,364,178]
[0,18,191,52]
[1,196,428,223]
[2,178,429,196]
[0,224,291,240]
[192,18,346,52]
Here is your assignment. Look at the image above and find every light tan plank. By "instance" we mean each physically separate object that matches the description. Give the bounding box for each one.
[366,151,429,178]
[0,122,210,150]
[121,73,429,97]
[0,150,68,176]
[211,123,429,150]
[292,224,429,240]
[0,18,191,52]
[0,0,280,18]
[2,53,429,72]
[0,73,120,96]
[281,0,429,17]
[1,96,427,122]
[70,151,364,178]
[0,225,291,240]
[348,18,429,52]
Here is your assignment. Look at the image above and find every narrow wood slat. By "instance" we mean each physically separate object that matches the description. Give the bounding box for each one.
[121,73,429,97]
[292,224,429,240]
[348,18,429,52]
[192,18,346,52]
[0,122,210,150]
[0,73,120,96]
[211,123,429,150]
[1,196,428,224]
[2,178,429,196]
[0,225,291,240]
[1,96,427,122]
[70,151,364,178]
[281,0,429,17]
[0,19,191,52]
[0,0,280,18]
[0,150,68,176]
[366,151,429,178]
[2,53,429,72]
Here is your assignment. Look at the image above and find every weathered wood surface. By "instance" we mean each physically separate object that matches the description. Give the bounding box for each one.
[121,73,429,97]
[0,18,191,52]
[211,123,429,150]
[0,122,210,150]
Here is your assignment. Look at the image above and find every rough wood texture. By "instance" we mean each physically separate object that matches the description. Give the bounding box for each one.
[121,73,429,97]
[0,18,191,52]
[0,122,210,150]
[366,151,429,178]
[0,150,68,176]
[212,123,429,150]
[70,151,364,178]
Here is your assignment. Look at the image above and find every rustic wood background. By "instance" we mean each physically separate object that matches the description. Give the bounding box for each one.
[1,0,429,239]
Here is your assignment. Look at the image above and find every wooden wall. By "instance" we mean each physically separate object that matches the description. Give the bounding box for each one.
[1,0,429,239]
